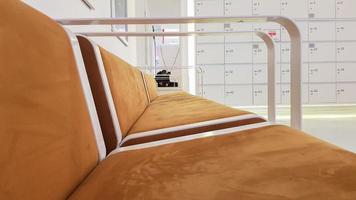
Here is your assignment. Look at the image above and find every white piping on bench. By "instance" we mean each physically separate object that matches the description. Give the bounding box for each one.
[65,30,107,161]
[120,114,264,146]
[109,122,272,154]
[58,16,301,130]
[84,36,124,144]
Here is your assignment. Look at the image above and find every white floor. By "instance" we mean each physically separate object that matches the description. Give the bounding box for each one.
[243,105,356,153]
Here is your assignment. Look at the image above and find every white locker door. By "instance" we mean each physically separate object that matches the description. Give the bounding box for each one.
[225,43,253,64]
[309,22,335,41]
[225,23,253,43]
[337,83,356,103]
[309,63,336,83]
[200,65,225,84]
[336,22,356,41]
[309,83,337,104]
[281,22,308,42]
[281,43,309,63]
[252,44,267,63]
[225,65,253,84]
[281,0,309,18]
[253,65,267,84]
[252,0,281,15]
[253,85,267,105]
[336,0,356,18]
[336,63,356,82]
[203,85,225,104]
[196,44,224,64]
[281,84,309,104]
[280,84,291,105]
[225,0,253,16]
[280,64,309,84]
[195,0,224,16]
[337,42,356,62]
[196,23,224,44]
[309,42,336,62]
[225,85,253,106]
[308,0,335,18]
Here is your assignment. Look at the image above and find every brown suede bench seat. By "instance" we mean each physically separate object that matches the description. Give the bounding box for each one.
[78,36,265,152]
[70,125,356,200]
[2,2,356,200]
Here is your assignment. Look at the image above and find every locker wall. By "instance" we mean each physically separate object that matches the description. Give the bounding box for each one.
[196,0,356,106]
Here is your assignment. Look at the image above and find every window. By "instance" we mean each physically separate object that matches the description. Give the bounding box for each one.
[111,0,128,46]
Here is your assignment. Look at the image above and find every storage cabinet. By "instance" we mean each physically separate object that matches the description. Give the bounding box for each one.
[196,0,356,106]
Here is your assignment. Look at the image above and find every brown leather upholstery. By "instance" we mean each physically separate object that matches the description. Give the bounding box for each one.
[78,36,118,153]
[0,1,100,199]
[143,73,158,102]
[69,125,356,200]
[128,92,253,134]
[99,47,149,137]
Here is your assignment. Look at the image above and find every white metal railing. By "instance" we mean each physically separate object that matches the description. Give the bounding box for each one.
[57,16,301,129]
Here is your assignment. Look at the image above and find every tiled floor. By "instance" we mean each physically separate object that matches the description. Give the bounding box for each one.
[243,105,356,153]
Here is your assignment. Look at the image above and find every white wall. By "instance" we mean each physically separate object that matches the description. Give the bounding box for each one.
[23,0,139,65]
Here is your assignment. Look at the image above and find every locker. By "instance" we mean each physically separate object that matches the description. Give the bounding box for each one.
[281,22,308,42]
[275,84,281,104]
[337,83,356,103]
[200,65,225,84]
[252,43,267,63]
[281,0,309,18]
[309,22,335,41]
[253,64,267,84]
[308,0,336,18]
[309,42,336,62]
[336,0,356,18]
[252,23,281,42]
[225,23,253,43]
[225,43,253,64]
[225,0,253,16]
[280,64,309,83]
[336,42,356,62]
[275,64,281,83]
[336,22,356,41]
[225,85,253,106]
[195,0,224,16]
[202,85,225,104]
[281,42,309,63]
[309,83,337,104]
[252,0,281,16]
[253,85,268,105]
[225,65,253,84]
[196,23,224,44]
[281,84,309,104]
[196,44,224,64]
[309,63,336,83]
[336,63,356,82]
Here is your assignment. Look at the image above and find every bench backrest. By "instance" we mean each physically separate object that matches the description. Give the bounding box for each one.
[78,36,161,152]
[0,1,105,199]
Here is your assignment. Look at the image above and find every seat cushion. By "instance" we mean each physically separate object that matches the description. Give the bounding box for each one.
[69,125,356,200]
[127,92,256,134]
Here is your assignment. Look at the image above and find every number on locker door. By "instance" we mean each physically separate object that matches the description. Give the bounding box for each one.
[196,0,224,16]
[197,44,224,64]
[225,65,253,84]
[225,85,253,106]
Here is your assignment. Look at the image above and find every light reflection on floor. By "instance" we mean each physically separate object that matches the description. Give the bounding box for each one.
[241,105,356,153]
